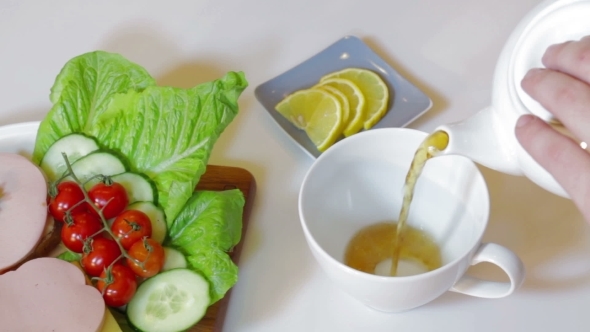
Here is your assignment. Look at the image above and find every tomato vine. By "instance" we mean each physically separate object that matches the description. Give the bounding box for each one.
[49,152,164,305]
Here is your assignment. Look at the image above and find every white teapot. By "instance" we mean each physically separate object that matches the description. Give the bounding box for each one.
[435,0,590,198]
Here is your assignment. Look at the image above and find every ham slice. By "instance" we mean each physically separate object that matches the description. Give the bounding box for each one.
[0,153,49,273]
[0,257,105,332]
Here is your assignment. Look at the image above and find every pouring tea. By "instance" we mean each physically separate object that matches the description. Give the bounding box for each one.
[375,0,590,276]
[372,0,590,276]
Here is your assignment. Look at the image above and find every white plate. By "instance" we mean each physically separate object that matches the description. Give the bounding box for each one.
[0,122,39,158]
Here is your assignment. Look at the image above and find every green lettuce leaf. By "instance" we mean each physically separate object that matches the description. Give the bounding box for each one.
[166,189,245,304]
[33,51,248,222]
[33,51,156,163]
[89,73,247,222]
[185,247,238,304]
[56,250,81,262]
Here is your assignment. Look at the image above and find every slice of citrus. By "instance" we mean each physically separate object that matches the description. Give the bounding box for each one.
[317,78,365,137]
[275,88,343,152]
[317,85,350,124]
[321,68,389,130]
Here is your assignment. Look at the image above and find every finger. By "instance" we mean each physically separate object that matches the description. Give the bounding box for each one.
[542,36,590,84]
[521,68,590,143]
[515,114,590,221]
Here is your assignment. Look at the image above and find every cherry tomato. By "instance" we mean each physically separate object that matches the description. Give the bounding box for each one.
[97,264,137,307]
[127,238,165,278]
[111,210,152,250]
[49,181,87,222]
[88,181,129,219]
[61,211,103,253]
[81,237,122,277]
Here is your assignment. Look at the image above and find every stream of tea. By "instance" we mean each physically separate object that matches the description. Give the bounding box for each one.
[389,130,449,276]
[344,130,449,277]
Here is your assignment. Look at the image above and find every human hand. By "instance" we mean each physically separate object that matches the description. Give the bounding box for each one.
[515,36,590,221]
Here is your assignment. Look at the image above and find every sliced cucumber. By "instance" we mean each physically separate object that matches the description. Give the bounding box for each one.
[40,134,100,181]
[111,172,156,204]
[127,269,210,332]
[127,202,167,243]
[162,247,187,271]
[68,150,126,185]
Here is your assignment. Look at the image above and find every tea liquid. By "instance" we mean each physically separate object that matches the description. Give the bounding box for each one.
[344,130,449,276]
[344,222,442,276]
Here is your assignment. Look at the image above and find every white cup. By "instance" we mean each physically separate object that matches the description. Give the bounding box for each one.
[298,128,526,312]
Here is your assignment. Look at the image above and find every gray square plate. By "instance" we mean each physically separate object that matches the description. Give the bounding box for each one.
[255,35,433,158]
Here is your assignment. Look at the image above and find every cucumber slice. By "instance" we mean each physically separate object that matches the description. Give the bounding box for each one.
[127,202,167,243]
[40,134,100,181]
[162,247,187,271]
[127,269,210,332]
[111,172,156,204]
[68,151,126,185]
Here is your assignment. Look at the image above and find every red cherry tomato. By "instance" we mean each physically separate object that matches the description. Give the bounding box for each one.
[49,181,87,222]
[97,264,137,307]
[111,210,152,250]
[61,211,103,253]
[88,181,129,219]
[127,238,165,278]
[81,237,122,277]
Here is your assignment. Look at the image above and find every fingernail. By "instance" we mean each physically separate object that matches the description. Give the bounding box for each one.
[516,114,536,128]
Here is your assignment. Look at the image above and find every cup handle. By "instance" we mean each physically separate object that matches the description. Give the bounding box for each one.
[450,242,525,298]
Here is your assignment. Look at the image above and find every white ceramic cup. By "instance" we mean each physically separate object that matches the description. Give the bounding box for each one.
[298,128,525,312]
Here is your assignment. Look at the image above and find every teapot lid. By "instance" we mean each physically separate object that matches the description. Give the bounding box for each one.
[510,0,590,123]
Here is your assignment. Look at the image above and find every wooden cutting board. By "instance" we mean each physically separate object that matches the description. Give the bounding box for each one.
[189,164,256,332]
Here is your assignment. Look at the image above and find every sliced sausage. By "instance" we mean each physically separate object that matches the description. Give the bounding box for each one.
[0,257,106,332]
[0,153,49,273]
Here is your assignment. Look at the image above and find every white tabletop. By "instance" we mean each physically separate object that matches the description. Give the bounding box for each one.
[1,1,588,331]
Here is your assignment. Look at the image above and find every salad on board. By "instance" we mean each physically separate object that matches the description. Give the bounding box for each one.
[2,50,248,332]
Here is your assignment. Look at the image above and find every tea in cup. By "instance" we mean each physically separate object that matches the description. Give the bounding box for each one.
[298,128,525,312]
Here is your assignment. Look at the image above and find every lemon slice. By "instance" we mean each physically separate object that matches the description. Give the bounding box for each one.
[321,68,389,130]
[275,88,343,152]
[316,85,350,124]
[317,78,365,137]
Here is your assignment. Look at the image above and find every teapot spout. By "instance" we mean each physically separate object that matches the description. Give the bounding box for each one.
[435,107,523,176]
